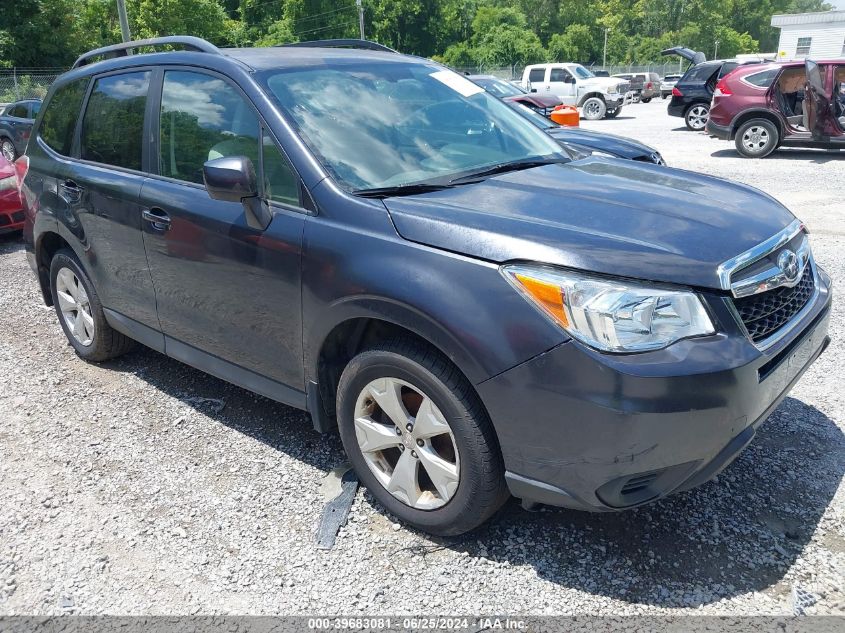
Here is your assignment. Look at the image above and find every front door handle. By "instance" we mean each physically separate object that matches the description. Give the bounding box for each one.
[142,207,171,231]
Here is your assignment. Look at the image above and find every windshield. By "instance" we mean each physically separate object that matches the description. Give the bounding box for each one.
[261,61,564,191]
[573,65,595,80]
[473,76,526,98]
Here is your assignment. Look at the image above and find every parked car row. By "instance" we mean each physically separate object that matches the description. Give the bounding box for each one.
[15,37,831,536]
[662,45,845,156]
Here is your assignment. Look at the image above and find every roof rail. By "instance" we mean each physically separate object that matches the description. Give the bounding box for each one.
[72,36,221,69]
[276,39,398,54]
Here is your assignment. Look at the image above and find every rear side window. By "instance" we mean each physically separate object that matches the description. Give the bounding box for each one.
[718,62,738,79]
[31,102,40,116]
[39,78,88,156]
[159,71,260,184]
[528,68,545,83]
[81,71,150,171]
[744,68,779,88]
[683,64,719,83]
[8,103,28,118]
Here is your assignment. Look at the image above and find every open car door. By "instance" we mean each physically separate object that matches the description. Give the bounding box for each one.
[804,59,830,140]
[661,47,707,66]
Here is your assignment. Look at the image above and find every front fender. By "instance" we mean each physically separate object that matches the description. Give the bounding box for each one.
[301,214,566,386]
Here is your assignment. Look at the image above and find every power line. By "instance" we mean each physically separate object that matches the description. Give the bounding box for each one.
[294,19,358,38]
[245,0,357,25]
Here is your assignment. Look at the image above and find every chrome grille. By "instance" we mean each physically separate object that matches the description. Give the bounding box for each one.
[732,265,815,342]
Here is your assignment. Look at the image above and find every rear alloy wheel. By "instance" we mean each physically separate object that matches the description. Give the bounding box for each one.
[49,249,135,362]
[734,119,779,158]
[685,104,709,130]
[581,97,607,121]
[337,338,508,535]
[1,138,15,162]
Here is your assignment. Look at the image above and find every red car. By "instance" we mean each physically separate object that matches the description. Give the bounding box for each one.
[707,59,845,157]
[0,155,24,234]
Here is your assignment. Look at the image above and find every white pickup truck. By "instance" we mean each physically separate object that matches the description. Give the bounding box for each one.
[521,63,634,120]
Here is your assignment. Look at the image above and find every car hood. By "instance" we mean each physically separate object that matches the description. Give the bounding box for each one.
[548,127,657,159]
[506,94,562,108]
[383,160,795,290]
[581,77,627,91]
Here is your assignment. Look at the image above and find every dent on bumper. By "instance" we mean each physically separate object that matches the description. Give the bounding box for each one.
[478,276,832,512]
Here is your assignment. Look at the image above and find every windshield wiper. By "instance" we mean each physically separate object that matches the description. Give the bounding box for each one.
[447,157,566,185]
[353,183,455,198]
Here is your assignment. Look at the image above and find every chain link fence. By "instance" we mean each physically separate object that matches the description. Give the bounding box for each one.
[0,70,64,106]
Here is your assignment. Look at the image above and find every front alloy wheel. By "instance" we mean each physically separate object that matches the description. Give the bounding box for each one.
[337,339,508,535]
[354,377,459,509]
[685,104,709,130]
[581,97,607,120]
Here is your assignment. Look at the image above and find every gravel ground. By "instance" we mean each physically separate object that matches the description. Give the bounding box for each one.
[1,99,844,616]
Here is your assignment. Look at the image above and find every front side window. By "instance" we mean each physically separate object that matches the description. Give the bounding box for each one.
[159,71,260,184]
[796,37,812,57]
[81,71,150,170]
[262,62,564,192]
[550,68,572,82]
[528,68,545,83]
[39,78,89,156]
[262,132,299,206]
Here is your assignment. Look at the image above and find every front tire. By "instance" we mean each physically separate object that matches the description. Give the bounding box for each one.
[49,249,135,362]
[336,338,508,536]
[641,97,652,103]
[685,103,709,130]
[605,107,622,119]
[734,119,779,158]
[581,97,607,121]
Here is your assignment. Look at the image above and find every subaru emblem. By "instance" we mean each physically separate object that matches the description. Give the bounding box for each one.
[777,249,800,282]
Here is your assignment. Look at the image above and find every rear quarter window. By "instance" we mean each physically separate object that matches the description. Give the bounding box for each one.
[528,68,545,83]
[743,68,779,88]
[39,78,89,156]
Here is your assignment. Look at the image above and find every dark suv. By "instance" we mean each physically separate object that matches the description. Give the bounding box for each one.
[20,37,832,536]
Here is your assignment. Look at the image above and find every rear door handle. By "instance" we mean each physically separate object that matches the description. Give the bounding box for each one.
[142,207,171,231]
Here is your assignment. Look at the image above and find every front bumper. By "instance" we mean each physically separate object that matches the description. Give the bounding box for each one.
[478,268,832,511]
[706,118,732,140]
[606,92,635,109]
[0,193,24,234]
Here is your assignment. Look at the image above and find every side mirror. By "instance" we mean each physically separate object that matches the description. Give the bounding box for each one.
[203,155,258,202]
[203,156,272,230]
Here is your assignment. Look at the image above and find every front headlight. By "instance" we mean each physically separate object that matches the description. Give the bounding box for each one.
[502,265,715,353]
[0,175,15,191]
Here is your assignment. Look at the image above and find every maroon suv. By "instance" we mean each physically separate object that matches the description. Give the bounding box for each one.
[707,59,845,157]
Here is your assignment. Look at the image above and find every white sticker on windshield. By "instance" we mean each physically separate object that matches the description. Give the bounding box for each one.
[430,70,485,97]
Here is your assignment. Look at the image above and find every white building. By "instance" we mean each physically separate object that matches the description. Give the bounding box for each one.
[771,10,845,61]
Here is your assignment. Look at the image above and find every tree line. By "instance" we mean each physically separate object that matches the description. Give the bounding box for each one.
[0,0,833,70]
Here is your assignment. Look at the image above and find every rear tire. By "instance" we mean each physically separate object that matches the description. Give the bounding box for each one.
[734,119,779,158]
[49,249,136,362]
[581,97,607,121]
[685,103,710,130]
[1,137,15,162]
[336,338,508,536]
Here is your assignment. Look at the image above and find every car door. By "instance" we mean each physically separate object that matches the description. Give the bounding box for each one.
[139,68,305,390]
[547,67,576,104]
[60,69,161,334]
[804,60,832,140]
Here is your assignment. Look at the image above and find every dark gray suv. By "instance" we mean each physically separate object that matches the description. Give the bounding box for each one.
[19,37,832,535]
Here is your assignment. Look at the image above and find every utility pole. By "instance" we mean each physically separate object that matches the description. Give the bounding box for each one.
[116,0,131,43]
[603,28,609,69]
[356,0,365,40]
[714,39,720,59]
